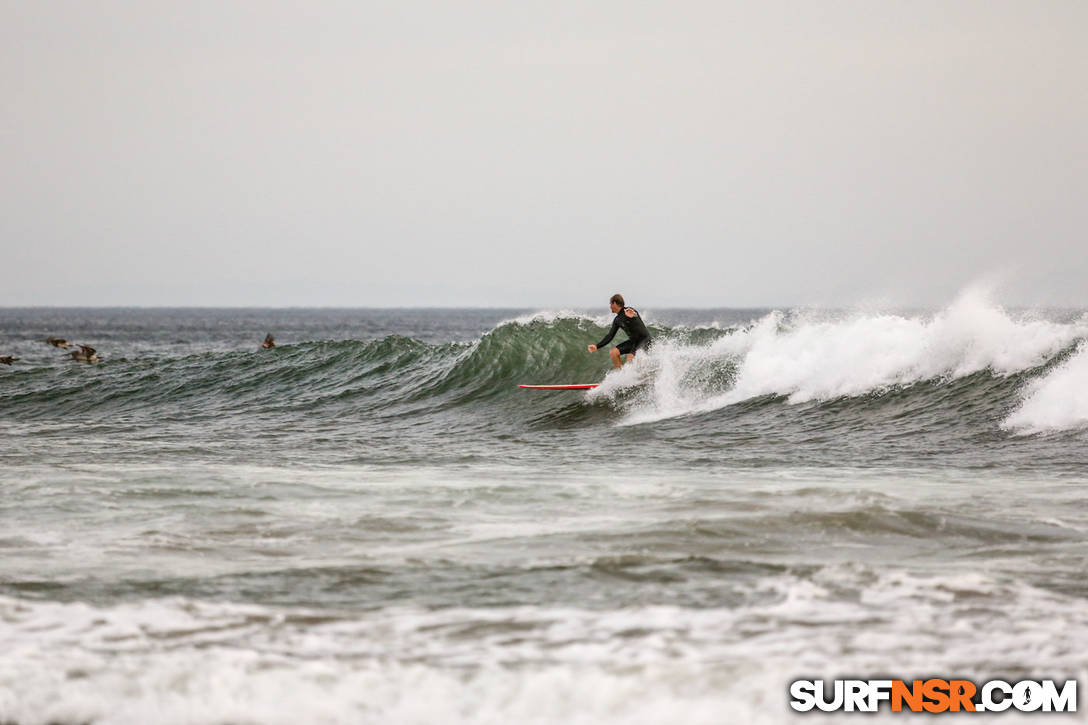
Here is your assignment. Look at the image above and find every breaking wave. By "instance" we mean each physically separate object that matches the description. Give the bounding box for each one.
[594,290,1087,429]
[2,292,1085,435]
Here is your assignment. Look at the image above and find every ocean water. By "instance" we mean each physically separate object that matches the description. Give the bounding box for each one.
[2,291,1088,724]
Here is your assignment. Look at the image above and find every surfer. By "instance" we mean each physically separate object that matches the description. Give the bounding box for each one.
[0,355,16,365]
[587,293,652,369]
[70,345,99,364]
[261,334,275,349]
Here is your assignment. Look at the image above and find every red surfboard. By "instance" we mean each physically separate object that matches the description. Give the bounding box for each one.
[518,384,598,390]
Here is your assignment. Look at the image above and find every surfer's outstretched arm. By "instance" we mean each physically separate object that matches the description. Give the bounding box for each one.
[593,317,622,351]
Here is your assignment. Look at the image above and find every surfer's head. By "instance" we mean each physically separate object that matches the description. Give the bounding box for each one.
[610,293,624,312]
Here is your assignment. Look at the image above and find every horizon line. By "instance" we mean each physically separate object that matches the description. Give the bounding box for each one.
[2,302,1085,312]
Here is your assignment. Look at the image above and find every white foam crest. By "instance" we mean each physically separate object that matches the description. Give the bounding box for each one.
[583,353,653,401]
[667,320,724,331]
[617,289,1085,424]
[1003,342,1088,434]
[501,309,610,327]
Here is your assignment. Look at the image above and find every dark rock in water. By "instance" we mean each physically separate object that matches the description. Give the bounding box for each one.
[45,337,69,348]
[70,345,100,363]
[0,355,16,365]
[262,334,276,349]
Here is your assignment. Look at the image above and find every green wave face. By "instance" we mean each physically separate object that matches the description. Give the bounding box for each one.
[3,310,1086,475]
[0,313,1074,414]
[0,316,633,419]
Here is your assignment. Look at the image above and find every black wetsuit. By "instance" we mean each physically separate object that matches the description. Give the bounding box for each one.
[596,308,652,356]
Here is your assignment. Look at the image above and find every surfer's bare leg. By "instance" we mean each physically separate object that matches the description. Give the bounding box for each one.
[609,347,623,369]
[626,354,635,365]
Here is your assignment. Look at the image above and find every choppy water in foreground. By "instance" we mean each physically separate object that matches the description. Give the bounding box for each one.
[2,296,1087,723]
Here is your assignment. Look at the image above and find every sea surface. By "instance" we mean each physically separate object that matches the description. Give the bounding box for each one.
[2,293,1088,724]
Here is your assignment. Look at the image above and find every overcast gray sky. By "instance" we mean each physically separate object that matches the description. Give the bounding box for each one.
[2,1,1085,308]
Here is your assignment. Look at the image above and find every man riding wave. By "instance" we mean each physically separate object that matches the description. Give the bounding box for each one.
[587,293,652,369]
